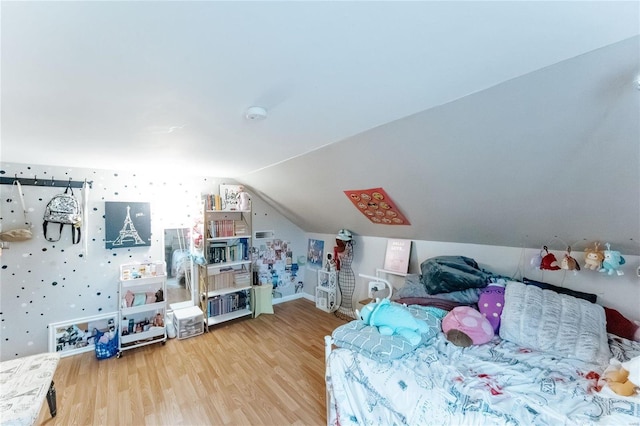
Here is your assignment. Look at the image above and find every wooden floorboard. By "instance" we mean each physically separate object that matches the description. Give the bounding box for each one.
[36,298,347,426]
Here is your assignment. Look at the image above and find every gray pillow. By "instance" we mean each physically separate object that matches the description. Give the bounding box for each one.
[332,304,442,362]
[394,274,480,304]
[499,281,609,365]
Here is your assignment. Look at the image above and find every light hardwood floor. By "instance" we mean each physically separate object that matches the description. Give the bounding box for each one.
[36,298,348,426]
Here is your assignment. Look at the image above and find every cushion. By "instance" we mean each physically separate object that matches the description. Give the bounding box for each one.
[395,297,464,312]
[332,321,418,363]
[478,283,506,333]
[420,256,490,295]
[604,307,640,341]
[442,306,494,345]
[522,277,597,303]
[499,281,609,365]
[332,304,442,362]
[394,274,481,304]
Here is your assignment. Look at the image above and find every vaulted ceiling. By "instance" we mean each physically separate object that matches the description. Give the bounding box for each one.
[2,1,639,254]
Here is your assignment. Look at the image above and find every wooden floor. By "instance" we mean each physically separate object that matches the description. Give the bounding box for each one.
[36,298,347,426]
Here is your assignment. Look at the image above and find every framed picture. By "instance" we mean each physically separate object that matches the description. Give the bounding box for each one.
[219,184,242,210]
[105,201,151,249]
[48,312,118,358]
[383,239,412,274]
[307,239,324,268]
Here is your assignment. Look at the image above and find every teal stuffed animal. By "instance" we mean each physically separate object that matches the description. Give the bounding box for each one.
[600,246,626,276]
[357,299,429,345]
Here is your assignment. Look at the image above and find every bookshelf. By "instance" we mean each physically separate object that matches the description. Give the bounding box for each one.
[198,200,253,328]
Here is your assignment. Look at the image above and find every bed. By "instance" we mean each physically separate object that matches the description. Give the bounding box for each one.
[325,271,640,426]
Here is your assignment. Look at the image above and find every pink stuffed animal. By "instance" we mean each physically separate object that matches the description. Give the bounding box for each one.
[442,306,494,347]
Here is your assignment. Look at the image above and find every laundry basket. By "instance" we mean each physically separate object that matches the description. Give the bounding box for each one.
[95,330,119,360]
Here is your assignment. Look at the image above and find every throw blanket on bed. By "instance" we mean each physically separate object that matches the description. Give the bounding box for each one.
[327,334,640,425]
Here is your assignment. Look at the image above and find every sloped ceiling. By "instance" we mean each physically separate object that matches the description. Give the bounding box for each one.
[2,1,639,254]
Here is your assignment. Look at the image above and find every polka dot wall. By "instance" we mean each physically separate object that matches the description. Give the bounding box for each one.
[0,162,247,360]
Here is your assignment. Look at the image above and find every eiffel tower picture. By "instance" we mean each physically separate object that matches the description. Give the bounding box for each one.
[113,205,145,246]
[105,202,151,249]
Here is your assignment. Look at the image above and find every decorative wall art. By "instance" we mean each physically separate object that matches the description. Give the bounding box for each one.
[105,201,151,249]
[307,239,324,268]
[219,184,242,210]
[383,239,412,274]
[253,239,301,298]
[343,187,410,225]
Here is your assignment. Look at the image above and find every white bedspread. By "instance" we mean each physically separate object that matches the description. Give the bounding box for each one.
[327,334,640,426]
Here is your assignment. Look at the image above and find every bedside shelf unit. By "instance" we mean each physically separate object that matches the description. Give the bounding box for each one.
[118,261,167,357]
[198,204,253,328]
[316,269,338,313]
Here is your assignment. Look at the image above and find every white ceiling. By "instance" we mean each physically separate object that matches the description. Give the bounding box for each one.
[2,1,638,176]
[2,1,639,253]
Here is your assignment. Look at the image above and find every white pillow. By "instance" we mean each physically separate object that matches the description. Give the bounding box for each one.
[500,281,609,365]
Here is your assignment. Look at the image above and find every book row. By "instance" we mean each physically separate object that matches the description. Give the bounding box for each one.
[208,239,249,264]
[208,292,249,317]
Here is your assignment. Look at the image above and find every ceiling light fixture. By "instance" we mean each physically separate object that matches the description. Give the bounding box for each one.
[245,106,268,121]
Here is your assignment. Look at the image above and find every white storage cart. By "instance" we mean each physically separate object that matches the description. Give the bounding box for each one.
[118,261,167,357]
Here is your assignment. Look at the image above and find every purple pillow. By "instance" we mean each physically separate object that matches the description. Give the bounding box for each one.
[478,284,505,333]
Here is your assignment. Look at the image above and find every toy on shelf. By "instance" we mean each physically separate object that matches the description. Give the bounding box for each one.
[237,185,250,211]
[584,242,604,271]
[560,246,580,272]
[600,243,625,276]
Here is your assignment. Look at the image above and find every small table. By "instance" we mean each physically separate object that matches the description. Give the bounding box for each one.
[251,285,274,318]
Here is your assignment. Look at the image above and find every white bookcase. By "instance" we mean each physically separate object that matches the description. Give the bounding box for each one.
[118,261,167,357]
[316,269,338,313]
[198,203,253,327]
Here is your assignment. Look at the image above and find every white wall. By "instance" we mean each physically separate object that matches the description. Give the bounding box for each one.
[306,233,640,322]
[0,162,308,360]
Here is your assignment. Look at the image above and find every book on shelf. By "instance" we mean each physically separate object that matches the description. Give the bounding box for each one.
[209,220,235,238]
[204,194,223,211]
[208,292,246,317]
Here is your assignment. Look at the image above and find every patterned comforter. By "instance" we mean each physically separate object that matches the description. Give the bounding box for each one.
[326,333,640,425]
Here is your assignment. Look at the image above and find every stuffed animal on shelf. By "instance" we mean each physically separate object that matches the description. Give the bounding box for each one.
[584,242,604,270]
[600,243,626,276]
[237,185,251,211]
[153,313,164,327]
[356,298,430,345]
[604,356,640,397]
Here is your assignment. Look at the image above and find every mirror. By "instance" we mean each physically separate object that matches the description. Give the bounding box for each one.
[163,228,194,307]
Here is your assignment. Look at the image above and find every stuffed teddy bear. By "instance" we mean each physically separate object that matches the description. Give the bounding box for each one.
[600,246,625,276]
[604,356,639,397]
[356,298,430,345]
